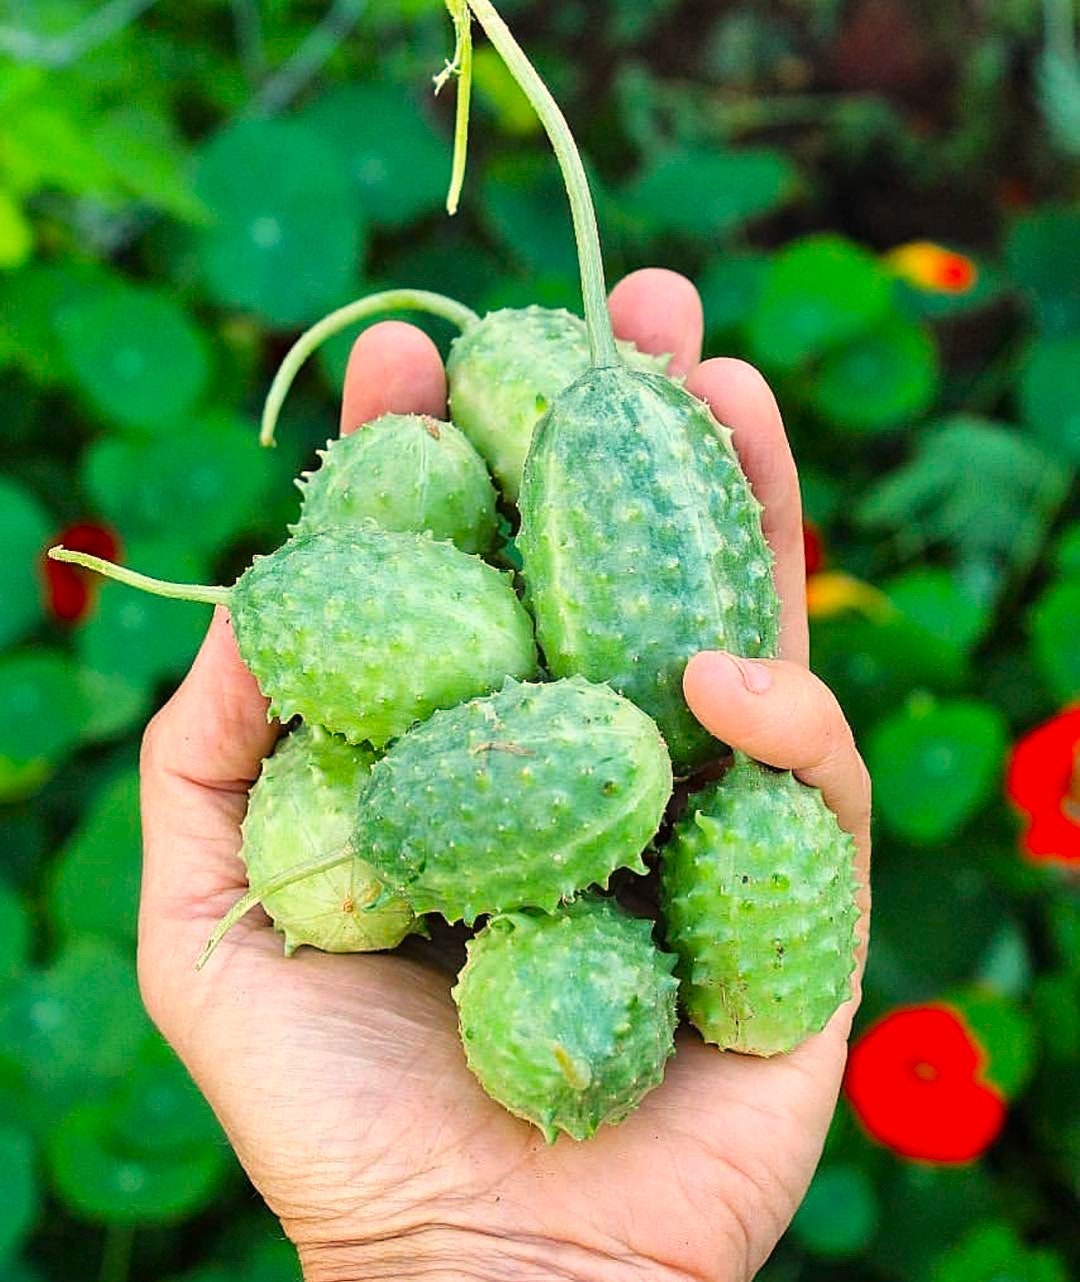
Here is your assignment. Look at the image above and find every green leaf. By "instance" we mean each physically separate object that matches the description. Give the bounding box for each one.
[945,987,1036,1098]
[193,119,363,327]
[0,1127,37,1260]
[699,254,770,337]
[76,540,212,689]
[480,153,579,277]
[0,475,49,649]
[1029,577,1080,702]
[296,82,448,228]
[470,44,542,135]
[47,769,141,945]
[932,1222,1070,1282]
[874,1165,997,1282]
[1053,521,1080,576]
[622,146,795,240]
[808,313,939,432]
[1005,207,1080,335]
[76,666,152,743]
[0,261,105,386]
[0,884,30,990]
[867,694,1008,844]
[856,416,1072,604]
[90,106,208,224]
[1018,335,1080,462]
[56,283,210,434]
[790,1162,878,1258]
[884,567,990,655]
[1031,972,1080,1063]
[0,650,88,803]
[109,1037,224,1159]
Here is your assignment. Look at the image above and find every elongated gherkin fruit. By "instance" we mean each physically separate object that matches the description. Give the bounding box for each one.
[293,413,499,554]
[660,754,859,1056]
[49,529,537,747]
[453,896,679,1141]
[356,676,673,924]
[241,726,418,954]
[447,306,668,502]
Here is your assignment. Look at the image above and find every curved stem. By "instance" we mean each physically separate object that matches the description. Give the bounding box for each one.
[462,0,619,369]
[437,0,473,215]
[196,845,355,968]
[260,288,479,446]
[48,548,230,606]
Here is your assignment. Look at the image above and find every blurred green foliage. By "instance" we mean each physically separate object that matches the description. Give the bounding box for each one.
[0,0,1078,1279]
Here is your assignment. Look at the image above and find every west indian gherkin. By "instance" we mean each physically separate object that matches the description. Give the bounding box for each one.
[241,725,418,954]
[355,676,673,924]
[49,528,537,747]
[444,0,780,773]
[292,412,500,555]
[453,896,679,1141]
[660,754,859,1056]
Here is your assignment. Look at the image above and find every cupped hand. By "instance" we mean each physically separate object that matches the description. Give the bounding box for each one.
[138,270,871,1282]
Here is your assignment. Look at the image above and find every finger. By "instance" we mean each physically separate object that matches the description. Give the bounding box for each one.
[608,268,704,376]
[685,358,808,665]
[340,320,448,434]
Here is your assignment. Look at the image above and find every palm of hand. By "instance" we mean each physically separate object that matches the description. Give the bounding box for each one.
[138,273,870,1282]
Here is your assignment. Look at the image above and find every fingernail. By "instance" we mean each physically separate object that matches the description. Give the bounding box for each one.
[728,654,772,694]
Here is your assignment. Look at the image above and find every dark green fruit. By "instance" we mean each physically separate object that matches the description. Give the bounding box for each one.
[293,413,499,555]
[660,754,859,1055]
[356,676,672,924]
[447,306,668,502]
[49,528,537,747]
[241,725,418,953]
[453,896,679,1141]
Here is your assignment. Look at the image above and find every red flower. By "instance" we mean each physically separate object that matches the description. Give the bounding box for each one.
[844,1005,1006,1164]
[885,241,978,294]
[1005,708,1080,865]
[803,520,825,577]
[43,522,121,623]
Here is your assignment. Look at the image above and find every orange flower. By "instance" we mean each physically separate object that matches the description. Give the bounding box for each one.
[806,572,890,620]
[885,241,978,294]
[1005,707,1080,865]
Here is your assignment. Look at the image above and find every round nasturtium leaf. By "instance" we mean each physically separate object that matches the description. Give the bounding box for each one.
[0,261,106,385]
[0,475,49,649]
[194,118,363,327]
[944,988,1036,1100]
[932,1222,1071,1282]
[56,283,209,433]
[747,234,894,370]
[297,82,448,228]
[109,1036,224,1159]
[0,883,30,988]
[48,769,141,945]
[884,567,990,655]
[1029,578,1080,703]
[1053,522,1080,576]
[0,1126,37,1259]
[481,153,579,277]
[1005,206,1080,336]
[699,253,770,338]
[867,695,1008,845]
[808,314,939,433]
[0,651,89,803]
[1018,335,1080,462]
[76,666,152,743]
[790,1162,878,1258]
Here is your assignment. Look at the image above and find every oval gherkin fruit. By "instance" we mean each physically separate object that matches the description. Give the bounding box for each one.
[453,896,679,1141]
[293,413,499,555]
[241,725,418,954]
[660,753,859,1056]
[49,528,538,747]
[356,676,673,924]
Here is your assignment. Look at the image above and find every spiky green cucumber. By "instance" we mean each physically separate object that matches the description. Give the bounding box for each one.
[447,307,668,502]
[49,529,537,747]
[293,413,499,554]
[660,754,859,1056]
[356,676,672,924]
[453,897,678,1141]
[241,726,418,954]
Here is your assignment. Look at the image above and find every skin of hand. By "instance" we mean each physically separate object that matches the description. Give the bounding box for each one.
[137,268,872,1282]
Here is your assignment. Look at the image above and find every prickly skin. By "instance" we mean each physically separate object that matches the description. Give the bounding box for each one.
[229,529,538,747]
[660,754,859,1056]
[447,307,669,503]
[241,725,418,954]
[452,897,679,1141]
[292,413,499,555]
[355,676,672,925]
[517,367,781,772]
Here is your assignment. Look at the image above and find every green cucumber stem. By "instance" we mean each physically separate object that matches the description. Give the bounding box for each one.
[48,547,230,607]
[462,0,619,370]
[259,288,480,447]
[437,0,473,215]
[196,844,355,969]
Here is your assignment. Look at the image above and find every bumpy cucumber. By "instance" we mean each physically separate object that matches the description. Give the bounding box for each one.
[356,676,672,924]
[660,754,858,1056]
[49,528,537,747]
[241,725,418,954]
[293,413,499,554]
[519,368,779,770]
[447,307,668,502]
[453,896,678,1141]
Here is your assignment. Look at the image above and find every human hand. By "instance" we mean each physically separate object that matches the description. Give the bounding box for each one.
[137,268,871,1282]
